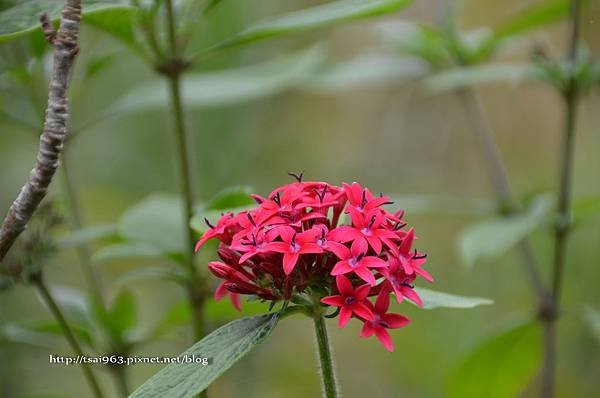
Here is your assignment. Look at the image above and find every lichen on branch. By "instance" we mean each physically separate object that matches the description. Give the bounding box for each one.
[0,0,82,263]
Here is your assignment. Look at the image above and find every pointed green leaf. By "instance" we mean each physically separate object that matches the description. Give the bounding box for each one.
[205,186,255,211]
[0,0,135,42]
[305,54,429,92]
[115,46,323,112]
[584,307,600,344]
[130,314,279,398]
[459,194,554,267]
[58,224,118,249]
[118,194,185,254]
[92,242,165,262]
[107,289,137,336]
[448,322,542,398]
[426,64,542,93]
[414,287,493,309]
[214,0,413,49]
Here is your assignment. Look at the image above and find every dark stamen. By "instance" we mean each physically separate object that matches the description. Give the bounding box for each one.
[287,171,304,183]
[393,222,407,231]
[204,217,215,229]
[401,282,415,289]
[320,229,326,240]
[382,201,394,206]
[412,249,427,260]
[247,212,256,226]
[356,252,365,262]
[361,190,367,208]
[272,192,281,207]
[368,215,376,229]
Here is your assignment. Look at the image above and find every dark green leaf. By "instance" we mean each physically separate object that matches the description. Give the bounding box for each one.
[115,46,324,112]
[492,0,573,40]
[107,289,136,336]
[459,194,554,267]
[214,0,413,49]
[0,0,134,42]
[129,314,279,398]
[413,287,493,309]
[448,322,542,398]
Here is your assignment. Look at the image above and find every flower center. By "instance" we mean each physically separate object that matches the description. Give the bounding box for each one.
[344,296,356,306]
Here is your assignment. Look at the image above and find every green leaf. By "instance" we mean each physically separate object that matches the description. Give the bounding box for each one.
[106,289,137,337]
[0,0,135,42]
[584,307,600,344]
[448,322,542,398]
[129,314,279,398]
[58,224,118,249]
[205,186,255,211]
[115,266,188,286]
[47,286,95,329]
[425,64,542,93]
[92,242,164,262]
[0,323,59,348]
[572,196,600,227]
[413,287,493,309]
[118,194,185,254]
[459,194,554,267]
[389,195,495,216]
[214,0,413,49]
[305,54,429,92]
[377,21,452,66]
[115,46,324,112]
[151,302,192,338]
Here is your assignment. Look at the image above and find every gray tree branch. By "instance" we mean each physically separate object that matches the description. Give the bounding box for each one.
[0,0,82,263]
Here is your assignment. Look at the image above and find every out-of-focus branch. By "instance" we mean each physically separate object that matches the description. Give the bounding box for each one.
[0,0,82,263]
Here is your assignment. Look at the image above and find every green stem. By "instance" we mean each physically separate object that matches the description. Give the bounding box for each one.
[60,149,105,307]
[33,277,104,398]
[162,0,207,365]
[541,1,582,397]
[111,367,129,397]
[457,88,547,300]
[312,314,339,398]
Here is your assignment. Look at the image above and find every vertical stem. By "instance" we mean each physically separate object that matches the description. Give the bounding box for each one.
[457,88,548,300]
[541,3,582,396]
[111,367,129,397]
[162,4,207,383]
[33,277,104,398]
[312,314,339,398]
[60,149,105,307]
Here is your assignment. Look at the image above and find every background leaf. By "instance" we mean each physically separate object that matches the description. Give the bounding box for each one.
[0,0,135,42]
[447,322,542,398]
[459,194,554,267]
[129,314,279,398]
[305,54,429,92]
[584,307,600,344]
[425,64,541,93]
[114,46,324,112]
[215,0,413,49]
[413,287,493,309]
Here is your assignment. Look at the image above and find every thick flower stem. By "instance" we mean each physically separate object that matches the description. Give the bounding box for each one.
[457,87,548,301]
[110,366,129,398]
[33,276,104,398]
[313,314,340,398]
[541,3,582,397]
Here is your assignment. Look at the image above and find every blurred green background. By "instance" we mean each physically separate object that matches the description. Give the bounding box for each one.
[1,0,599,397]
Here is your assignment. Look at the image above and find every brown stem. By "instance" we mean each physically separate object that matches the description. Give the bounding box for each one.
[0,0,82,262]
[541,2,582,396]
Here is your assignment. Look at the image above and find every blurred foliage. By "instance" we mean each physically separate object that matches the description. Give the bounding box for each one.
[0,0,599,397]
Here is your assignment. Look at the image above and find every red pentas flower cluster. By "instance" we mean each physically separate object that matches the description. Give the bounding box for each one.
[195,177,433,351]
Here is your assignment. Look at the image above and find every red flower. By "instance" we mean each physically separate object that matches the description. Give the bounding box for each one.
[266,226,323,275]
[330,239,387,286]
[360,289,410,352]
[321,276,374,328]
[194,177,431,351]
